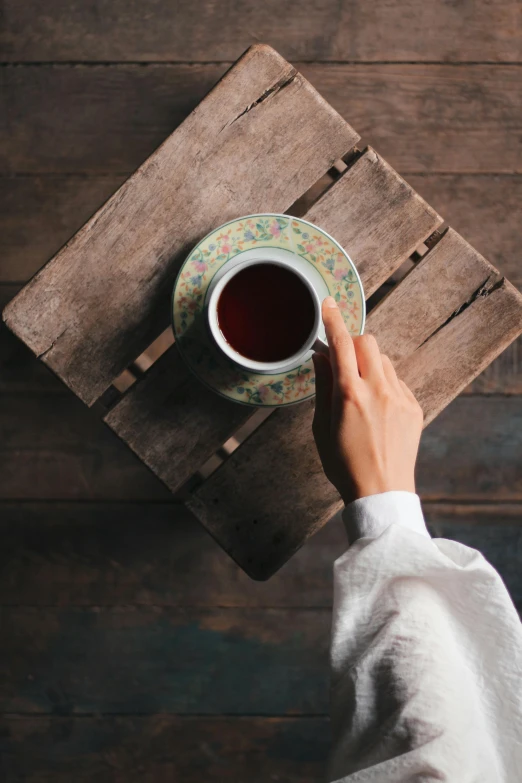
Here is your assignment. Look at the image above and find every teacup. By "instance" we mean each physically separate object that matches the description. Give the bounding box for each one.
[207,255,326,375]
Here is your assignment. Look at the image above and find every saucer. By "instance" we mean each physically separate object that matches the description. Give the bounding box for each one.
[172,214,365,407]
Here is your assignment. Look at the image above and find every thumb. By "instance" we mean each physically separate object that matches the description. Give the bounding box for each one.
[312,352,333,447]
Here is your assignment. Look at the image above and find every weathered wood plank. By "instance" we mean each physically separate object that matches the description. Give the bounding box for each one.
[408,175,522,289]
[407,175,522,396]
[397,278,522,425]
[190,397,522,578]
[0,64,223,175]
[3,47,358,406]
[299,64,522,175]
[1,501,520,608]
[0,286,62,391]
[3,392,520,510]
[1,65,520,175]
[466,341,522,395]
[0,607,330,714]
[2,174,520,296]
[406,175,522,395]
[302,148,442,298]
[0,175,125,283]
[0,502,345,607]
[2,0,520,62]
[104,346,252,495]
[0,716,330,783]
[0,393,171,500]
[189,231,522,578]
[417,399,522,501]
[366,229,500,361]
[104,146,441,494]
[1,176,517,399]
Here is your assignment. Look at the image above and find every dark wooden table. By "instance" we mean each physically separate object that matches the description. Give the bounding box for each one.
[4,44,522,580]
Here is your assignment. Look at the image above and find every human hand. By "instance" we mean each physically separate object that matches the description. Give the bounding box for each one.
[312,297,424,504]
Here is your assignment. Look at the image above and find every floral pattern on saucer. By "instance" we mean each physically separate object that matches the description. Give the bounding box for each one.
[173,214,365,406]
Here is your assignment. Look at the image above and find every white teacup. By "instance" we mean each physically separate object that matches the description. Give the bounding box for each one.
[207,255,327,375]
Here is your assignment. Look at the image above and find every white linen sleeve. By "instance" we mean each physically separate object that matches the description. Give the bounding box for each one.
[328,491,522,783]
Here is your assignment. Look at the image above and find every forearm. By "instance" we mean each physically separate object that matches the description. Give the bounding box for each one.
[328,492,522,782]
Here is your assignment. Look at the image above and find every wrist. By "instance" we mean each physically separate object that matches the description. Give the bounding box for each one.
[344,476,416,504]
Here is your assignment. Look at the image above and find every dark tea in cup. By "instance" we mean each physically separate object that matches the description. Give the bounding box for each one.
[217,263,316,362]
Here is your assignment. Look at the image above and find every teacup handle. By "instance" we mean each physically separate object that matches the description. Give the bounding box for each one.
[312,337,329,357]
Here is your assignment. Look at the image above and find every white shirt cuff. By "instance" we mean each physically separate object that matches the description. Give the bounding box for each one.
[341,491,430,545]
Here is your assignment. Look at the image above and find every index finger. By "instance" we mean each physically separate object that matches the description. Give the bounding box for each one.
[322,296,359,393]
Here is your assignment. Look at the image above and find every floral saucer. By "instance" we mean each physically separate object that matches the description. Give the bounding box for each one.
[172,214,365,407]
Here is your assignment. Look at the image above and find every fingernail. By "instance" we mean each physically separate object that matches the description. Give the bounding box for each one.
[323,296,337,309]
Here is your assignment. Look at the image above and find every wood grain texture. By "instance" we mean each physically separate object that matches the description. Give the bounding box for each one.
[0,503,344,607]
[104,346,254,494]
[467,341,522,394]
[2,0,520,62]
[0,607,330,714]
[0,286,62,392]
[104,146,440,495]
[0,501,520,608]
[1,175,519,395]
[407,175,522,289]
[407,174,522,396]
[0,176,125,283]
[0,393,171,500]
[189,230,522,578]
[191,396,522,578]
[187,399,342,580]
[299,64,522,175]
[302,148,442,297]
[417,398,522,501]
[0,716,330,783]
[366,228,500,360]
[397,278,522,425]
[3,47,358,406]
[2,174,520,297]
[2,64,521,175]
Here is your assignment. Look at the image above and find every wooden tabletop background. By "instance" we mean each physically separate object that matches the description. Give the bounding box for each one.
[1,3,521,780]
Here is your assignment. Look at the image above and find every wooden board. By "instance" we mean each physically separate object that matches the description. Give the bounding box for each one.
[2,177,520,395]
[417,398,522,501]
[0,716,330,783]
[0,393,171,500]
[466,341,522,394]
[299,64,522,175]
[0,176,125,284]
[0,502,345,607]
[104,345,253,495]
[0,285,63,392]
[1,501,520,608]
[2,0,520,62]
[104,147,441,494]
[408,174,522,396]
[190,397,522,578]
[365,229,500,361]
[397,278,522,424]
[2,174,520,306]
[2,392,520,509]
[408,175,522,289]
[1,65,520,175]
[3,46,359,406]
[189,230,522,578]
[0,607,330,714]
[302,148,442,298]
